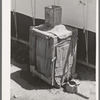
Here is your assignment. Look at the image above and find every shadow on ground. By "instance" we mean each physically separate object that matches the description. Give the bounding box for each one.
[11,70,52,90]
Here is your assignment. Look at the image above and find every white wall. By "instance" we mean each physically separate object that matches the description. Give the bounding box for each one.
[11,0,96,32]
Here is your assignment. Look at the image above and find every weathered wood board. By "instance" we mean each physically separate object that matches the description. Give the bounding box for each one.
[45,5,62,27]
[29,24,78,87]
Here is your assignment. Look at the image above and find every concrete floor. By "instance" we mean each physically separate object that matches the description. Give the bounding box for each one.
[10,61,96,100]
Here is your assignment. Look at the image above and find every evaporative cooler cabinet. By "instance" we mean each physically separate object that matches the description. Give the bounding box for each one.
[29,5,78,87]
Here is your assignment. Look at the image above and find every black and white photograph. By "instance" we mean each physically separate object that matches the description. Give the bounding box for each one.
[2,0,98,100]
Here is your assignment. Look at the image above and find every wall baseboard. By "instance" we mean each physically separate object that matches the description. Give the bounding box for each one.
[77,60,95,69]
[11,37,29,45]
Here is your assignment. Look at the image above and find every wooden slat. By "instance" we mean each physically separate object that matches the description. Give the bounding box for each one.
[29,28,36,66]
[45,40,51,76]
[50,37,58,86]
[71,38,78,75]
[11,37,29,45]
[45,5,62,27]
[36,36,53,77]
[36,37,46,75]
[30,65,52,85]
[32,27,57,39]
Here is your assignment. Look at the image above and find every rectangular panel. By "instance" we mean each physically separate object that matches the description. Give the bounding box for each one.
[36,36,52,77]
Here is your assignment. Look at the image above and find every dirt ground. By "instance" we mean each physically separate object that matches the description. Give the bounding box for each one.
[10,40,96,100]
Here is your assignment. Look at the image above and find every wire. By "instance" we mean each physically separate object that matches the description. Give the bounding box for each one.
[12,0,15,13]
[12,0,18,39]
[85,0,89,63]
[82,0,89,63]
[58,0,60,5]
[54,0,56,5]
[31,0,36,27]
[82,0,85,33]
[31,0,34,26]
[34,0,36,26]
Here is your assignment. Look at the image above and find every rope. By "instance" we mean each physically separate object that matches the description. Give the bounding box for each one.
[31,0,36,27]
[12,0,15,13]
[82,0,86,33]
[58,0,60,5]
[82,0,89,63]
[85,0,89,63]
[12,0,18,39]
[54,0,56,5]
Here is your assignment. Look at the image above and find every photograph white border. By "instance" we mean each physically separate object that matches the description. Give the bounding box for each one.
[2,0,99,100]
[2,0,11,100]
